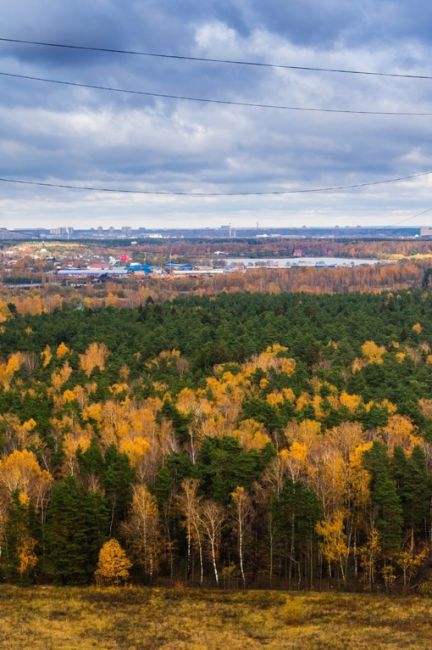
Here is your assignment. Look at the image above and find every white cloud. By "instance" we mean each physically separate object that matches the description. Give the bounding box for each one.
[2,2,432,227]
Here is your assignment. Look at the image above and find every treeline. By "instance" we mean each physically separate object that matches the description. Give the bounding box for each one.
[0,260,428,320]
[136,237,432,261]
[3,237,432,270]
[1,292,432,590]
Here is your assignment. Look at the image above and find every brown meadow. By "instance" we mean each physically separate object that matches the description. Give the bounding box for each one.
[1,586,431,649]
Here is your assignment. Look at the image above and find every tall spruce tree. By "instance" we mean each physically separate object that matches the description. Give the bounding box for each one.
[272,479,321,584]
[391,446,407,496]
[45,476,108,584]
[103,445,134,536]
[391,445,431,545]
[198,436,273,504]
[77,439,104,479]
[403,446,431,543]
[363,441,403,553]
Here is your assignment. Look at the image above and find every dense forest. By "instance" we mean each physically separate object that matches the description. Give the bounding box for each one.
[1,291,432,590]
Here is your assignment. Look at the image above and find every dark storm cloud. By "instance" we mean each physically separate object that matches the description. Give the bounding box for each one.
[1,0,432,227]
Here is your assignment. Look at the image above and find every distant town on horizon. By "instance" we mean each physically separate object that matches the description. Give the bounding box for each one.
[1,225,431,241]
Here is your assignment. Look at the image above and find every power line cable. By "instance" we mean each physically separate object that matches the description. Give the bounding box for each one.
[387,206,432,227]
[0,170,431,197]
[1,71,432,116]
[1,36,432,81]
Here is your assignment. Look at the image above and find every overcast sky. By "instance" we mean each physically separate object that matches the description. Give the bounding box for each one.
[2,0,432,229]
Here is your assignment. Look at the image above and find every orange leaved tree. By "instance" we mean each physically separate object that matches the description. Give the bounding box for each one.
[94,539,131,586]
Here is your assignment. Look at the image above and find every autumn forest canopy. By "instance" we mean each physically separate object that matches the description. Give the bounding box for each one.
[1,290,432,590]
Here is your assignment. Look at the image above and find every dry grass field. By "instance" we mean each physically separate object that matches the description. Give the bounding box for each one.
[1,586,432,649]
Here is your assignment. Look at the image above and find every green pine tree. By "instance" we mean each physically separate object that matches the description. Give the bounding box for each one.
[45,476,108,584]
[272,479,321,584]
[363,441,403,553]
[403,446,431,541]
[103,445,135,536]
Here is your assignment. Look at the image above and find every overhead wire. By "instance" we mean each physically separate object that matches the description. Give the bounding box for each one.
[1,70,432,116]
[386,206,432,227]
[1,36,432,80]
[2,37,432,213]
[0,169,431,197]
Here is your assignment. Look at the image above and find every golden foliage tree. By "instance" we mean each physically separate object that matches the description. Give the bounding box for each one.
[177,478,204,583]
[17,536,38,577]
[79,342,109,377]
[361,340,386,365]
[56,342,70,358]
[94,539,131,585]
[316,510,349,583]
[122,485,160,580]
[359,528,381,590]
[0,352,23,391]
[0,449,52,511]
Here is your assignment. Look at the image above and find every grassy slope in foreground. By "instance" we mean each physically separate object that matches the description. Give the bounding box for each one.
[1,586,431,649]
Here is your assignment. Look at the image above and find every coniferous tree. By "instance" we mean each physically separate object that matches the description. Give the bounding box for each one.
[391,446,408,496]
[403,446,431,545]
[272,480,321,586]
[103,445,135,536]
[363,442,403,554]
[198,436,273,504]
[84,489,110,571]
[45,476,108,584]
[77,439,104,479]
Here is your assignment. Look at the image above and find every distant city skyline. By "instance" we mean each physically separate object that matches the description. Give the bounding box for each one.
[0,225,427,243]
